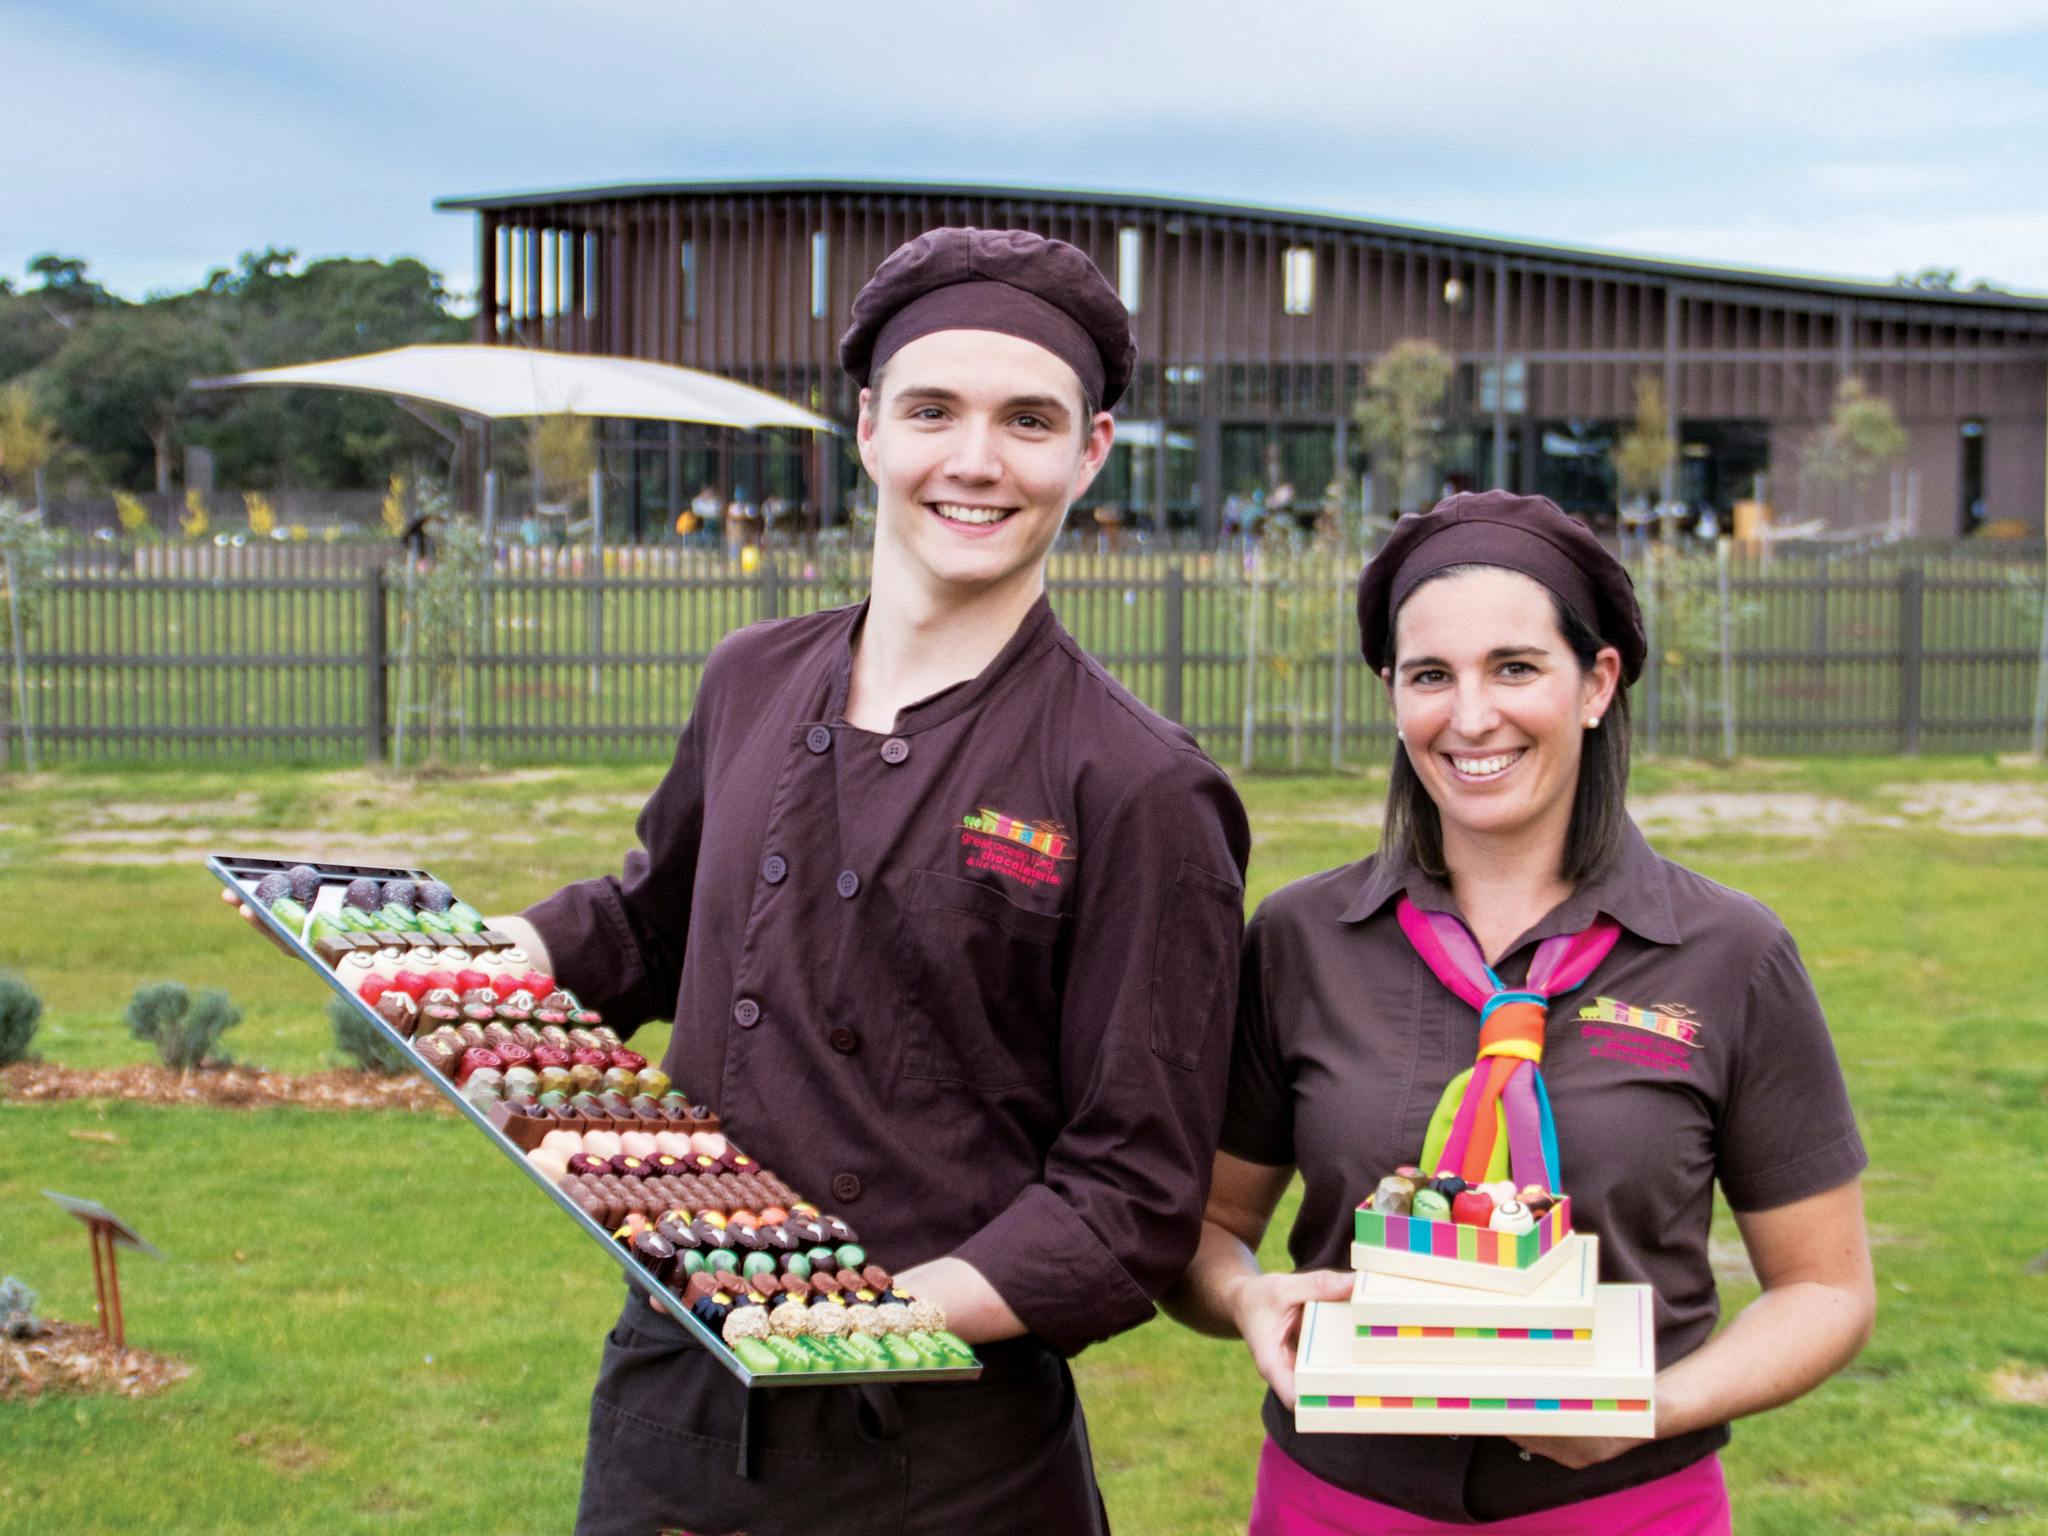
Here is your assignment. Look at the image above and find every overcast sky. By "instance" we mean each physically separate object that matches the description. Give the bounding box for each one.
[8,0,2048,304]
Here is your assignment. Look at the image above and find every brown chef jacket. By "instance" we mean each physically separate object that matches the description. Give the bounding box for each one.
[1222,819,1867,1523]
[527,594,1251,1358]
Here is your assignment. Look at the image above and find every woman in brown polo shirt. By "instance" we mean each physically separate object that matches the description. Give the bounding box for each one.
[1167,491,1875,1533]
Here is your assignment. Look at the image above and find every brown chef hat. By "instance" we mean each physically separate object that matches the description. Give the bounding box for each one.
[1356,491,1648,682]
[839,227,1137,411]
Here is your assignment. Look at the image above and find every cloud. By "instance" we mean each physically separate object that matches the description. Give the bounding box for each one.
[1593,211,2048,293]
[6,0,2048,297]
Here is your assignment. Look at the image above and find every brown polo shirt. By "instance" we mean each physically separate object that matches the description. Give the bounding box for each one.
[527,595,1250,1359]
[1222,820,1866,1522]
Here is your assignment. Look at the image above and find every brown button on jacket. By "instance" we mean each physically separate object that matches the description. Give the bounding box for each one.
[527,596,1250,1357]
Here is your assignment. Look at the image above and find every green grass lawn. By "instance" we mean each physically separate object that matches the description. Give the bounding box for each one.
[3,760,2048,1533]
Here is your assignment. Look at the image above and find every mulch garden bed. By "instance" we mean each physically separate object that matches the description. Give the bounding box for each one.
[0,1062,451,1113]
[0,1320,193,1402]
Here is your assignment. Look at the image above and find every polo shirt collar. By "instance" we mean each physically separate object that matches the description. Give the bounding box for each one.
[1337,815,1680,948]
[827,592,1061,733]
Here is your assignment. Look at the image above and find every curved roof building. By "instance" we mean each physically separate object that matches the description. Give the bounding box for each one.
[439,179,2048,538]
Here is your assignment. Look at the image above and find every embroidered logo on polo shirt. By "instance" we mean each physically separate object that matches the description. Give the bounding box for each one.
[1577,996,1704,1047]
[1577,997,1703,1075]
[960,806,1074,890]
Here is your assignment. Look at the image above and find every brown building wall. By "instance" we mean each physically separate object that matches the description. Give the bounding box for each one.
[448,183,2048,537]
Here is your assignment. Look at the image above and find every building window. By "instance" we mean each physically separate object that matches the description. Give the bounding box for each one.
[811,232,829,320]
[1960,418,1987,531]
[1117,227,1142,314]
[1479,358,1527,414]
[584,231,600,320]
[1283,246,1315,315]
[680,240,697,322]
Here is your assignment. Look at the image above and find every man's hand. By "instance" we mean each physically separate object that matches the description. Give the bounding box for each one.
[1228,1268,1355,1410]
[217,884,297,959]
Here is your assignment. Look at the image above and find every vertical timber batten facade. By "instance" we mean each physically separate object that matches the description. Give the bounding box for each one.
[439,180,2048,539]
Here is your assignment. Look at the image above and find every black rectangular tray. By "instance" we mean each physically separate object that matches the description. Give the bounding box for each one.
[208,851,981,1388]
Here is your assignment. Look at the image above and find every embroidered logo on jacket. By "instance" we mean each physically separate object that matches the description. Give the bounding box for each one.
[960,806,1074,889]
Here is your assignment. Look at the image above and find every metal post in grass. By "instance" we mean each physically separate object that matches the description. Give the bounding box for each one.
[587,466,604,698]
[1640,544,1662,758]
[479,468,499,647]
[1717,538,1737,760]
[3,547,34,772]
[2030,543,2048,760]
[1897,563,1924,756]
[1161,564,1185,726]
[1330,560,1346,768]
[1240,545,1260,772]
[363,565,389,765]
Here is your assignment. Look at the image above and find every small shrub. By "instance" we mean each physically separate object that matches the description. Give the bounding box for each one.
[0,972,42,1066]
[0,1275,40,1340]
[328,996,410,1075]
[125,982,240,1070]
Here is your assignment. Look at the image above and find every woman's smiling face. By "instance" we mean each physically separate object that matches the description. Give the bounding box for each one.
[1386,566,1621,853]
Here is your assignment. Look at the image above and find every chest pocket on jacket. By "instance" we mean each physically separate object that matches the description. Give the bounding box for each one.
[897,868,1065,1091]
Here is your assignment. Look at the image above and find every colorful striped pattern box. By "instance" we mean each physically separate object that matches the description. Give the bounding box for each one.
[1350,1198,1575,1294]
[1349,1235,1599,1365]
[1295,1284,1656,1439]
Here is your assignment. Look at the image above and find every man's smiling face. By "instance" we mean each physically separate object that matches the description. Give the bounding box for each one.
[857,328,1113,602]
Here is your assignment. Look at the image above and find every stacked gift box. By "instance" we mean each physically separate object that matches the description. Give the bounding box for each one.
[1294,1194,1655,1438]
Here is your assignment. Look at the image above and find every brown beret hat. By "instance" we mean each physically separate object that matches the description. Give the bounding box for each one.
[839,227,1137,410]
[1357,490,1647,682]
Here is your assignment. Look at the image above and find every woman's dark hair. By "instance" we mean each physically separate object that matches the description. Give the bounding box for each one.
[1382,567,1632,886]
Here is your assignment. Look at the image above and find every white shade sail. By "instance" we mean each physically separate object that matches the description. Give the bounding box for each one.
[195,343,836,432]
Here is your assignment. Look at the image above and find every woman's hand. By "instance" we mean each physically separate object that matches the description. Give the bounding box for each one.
[1227,1267,1356,1409]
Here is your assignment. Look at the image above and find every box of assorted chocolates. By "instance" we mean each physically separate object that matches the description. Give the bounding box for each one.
[1350,1166,1576,1293]
[208,853,981,1387]
[1296,1163,1655,1438]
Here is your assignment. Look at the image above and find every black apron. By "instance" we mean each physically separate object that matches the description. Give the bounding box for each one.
[573,1290,1111,1536]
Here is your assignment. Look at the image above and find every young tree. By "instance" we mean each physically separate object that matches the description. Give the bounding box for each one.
[1805,377,1909,520]
[1355,339,1453,516]
[529,413,596,511]
[1611,375,1675,509]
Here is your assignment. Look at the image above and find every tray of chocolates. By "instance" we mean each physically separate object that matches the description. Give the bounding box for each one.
[208,853,982,1388]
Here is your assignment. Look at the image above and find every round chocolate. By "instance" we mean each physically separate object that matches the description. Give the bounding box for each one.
[630,1229,677,1283]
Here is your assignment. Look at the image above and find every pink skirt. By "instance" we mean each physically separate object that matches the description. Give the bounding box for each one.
[1248,1438,1731,1536]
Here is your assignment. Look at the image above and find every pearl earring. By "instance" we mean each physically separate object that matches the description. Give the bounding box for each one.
[1585,717,1601,729]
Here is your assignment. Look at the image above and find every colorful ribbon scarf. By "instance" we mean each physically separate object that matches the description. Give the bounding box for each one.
[1397,896,1621,1193]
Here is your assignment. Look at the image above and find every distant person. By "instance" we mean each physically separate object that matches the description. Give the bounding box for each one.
[690,484,721,548]
[724,490,757,555]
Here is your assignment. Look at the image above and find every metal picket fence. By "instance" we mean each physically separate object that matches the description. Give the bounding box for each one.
[4,539,2046,769]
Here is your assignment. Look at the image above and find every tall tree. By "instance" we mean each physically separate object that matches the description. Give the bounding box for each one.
[0,253,113,382]
[41,300,232,493]
[184,250,465,489]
